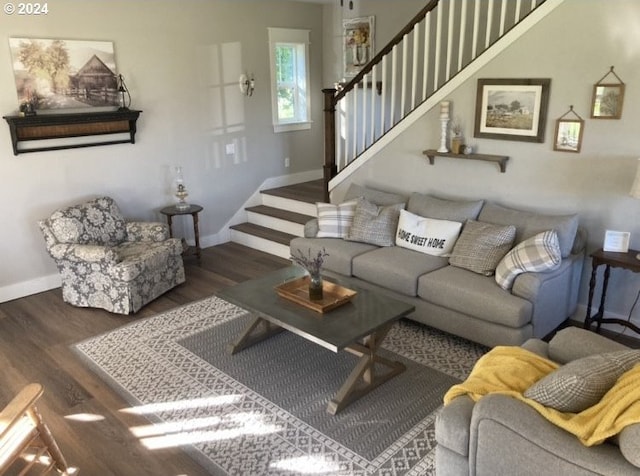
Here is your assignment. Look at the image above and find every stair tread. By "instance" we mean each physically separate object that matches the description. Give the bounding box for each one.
[261,179,325,204]
[246,205,313,224]
[230,222,296,246]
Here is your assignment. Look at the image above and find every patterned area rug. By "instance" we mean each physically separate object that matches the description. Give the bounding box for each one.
[73,296,486,475]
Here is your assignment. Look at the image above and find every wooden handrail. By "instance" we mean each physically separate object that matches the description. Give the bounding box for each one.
[335,0,439,103]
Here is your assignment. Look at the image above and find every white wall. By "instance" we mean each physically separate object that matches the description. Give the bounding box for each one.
[0,0,325,301]
[329,0,640,325]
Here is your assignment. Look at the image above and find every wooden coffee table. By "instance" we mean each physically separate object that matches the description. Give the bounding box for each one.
[216,267,415,414]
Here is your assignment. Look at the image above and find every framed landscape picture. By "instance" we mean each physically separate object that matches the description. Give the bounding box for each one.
[9,37,119,111]
[474,78,551,142]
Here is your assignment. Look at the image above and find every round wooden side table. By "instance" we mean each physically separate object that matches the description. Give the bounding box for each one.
[160,204,203,260]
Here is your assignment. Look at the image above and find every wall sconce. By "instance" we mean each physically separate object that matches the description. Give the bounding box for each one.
[116,74,131,110]
[239,73,255,97]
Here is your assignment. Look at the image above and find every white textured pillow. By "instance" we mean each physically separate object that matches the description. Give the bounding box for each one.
[316,200,358,238]
[395,209,462,256]
[495,230,561,290]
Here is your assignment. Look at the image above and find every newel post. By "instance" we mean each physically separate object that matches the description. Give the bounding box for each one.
[322,88,337,203]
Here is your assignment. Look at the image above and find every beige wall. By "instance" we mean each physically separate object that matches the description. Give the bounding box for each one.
[0,0,325,300]
[329,0,640,326]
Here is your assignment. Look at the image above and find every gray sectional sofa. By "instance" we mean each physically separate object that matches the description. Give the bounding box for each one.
[290,184,586,348]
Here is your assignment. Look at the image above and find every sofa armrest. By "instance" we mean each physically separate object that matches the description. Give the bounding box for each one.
[436,395,475,457]
[304,218,319,238]
[126,222,170,242]
[510,253,582,339]
[547,327,629,364]
[49,243,118,263]
[470,394,634,475]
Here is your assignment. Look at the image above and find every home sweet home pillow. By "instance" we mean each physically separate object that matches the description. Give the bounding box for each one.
[395,209,462,256]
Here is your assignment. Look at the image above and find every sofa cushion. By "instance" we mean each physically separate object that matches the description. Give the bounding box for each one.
[524,350,640,412]
[49,196,126,246]
[495,230,562,290]
[395,209,462,256]
[352,247,449,296]
[418,265,532,328]
[346,198,405,247]
[290,236,376,276]
[478,202,579,258]
[343,183,406,206]
[449,220,516,276]
[316,200,358,238]
[407,193,484,222]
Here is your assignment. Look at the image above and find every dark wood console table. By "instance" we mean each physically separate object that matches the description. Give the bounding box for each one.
[584,248,640,335]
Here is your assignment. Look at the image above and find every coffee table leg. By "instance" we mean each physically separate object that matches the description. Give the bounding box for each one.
[227,316,284,355]
[327,323,405,415]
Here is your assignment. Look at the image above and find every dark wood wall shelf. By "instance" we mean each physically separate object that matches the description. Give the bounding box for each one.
[422,149,509,173]
[3,109,142,155]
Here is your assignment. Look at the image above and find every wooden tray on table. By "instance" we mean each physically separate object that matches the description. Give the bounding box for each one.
[275,276,357,313]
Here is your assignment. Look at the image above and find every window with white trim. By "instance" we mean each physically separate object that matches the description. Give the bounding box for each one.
[268,28,311,133]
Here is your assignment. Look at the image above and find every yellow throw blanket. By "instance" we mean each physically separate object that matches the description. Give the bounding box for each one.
[444,346,640,446]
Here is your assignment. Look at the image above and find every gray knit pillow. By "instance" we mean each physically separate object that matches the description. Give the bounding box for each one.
[346,198,405,247]
[448,220,516,276]
[524,350,640,413]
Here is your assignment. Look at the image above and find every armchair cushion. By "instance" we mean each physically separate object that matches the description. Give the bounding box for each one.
[48,196,126,246]
[126,222,170,242]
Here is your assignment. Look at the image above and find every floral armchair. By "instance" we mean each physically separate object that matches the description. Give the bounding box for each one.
[39,196,186,314]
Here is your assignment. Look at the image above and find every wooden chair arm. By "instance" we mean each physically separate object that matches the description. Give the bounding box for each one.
[0,383,43,440]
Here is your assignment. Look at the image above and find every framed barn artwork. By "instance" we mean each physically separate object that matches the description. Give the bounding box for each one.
[9,38,119,111]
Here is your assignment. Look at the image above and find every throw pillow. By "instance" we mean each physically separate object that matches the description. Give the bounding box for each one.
[315,200,358,238]
[494,230,562,290]
[395,209,462,256]
[346,198,405,247]
[524,350,640,413]
[448,220,516,276]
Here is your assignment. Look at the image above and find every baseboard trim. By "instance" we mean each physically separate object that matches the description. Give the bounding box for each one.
[0,273,61,303]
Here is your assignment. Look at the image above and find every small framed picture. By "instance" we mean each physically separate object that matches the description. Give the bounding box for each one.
[553,118,584,153]
[591,84,625,119]
[603,230,630,253]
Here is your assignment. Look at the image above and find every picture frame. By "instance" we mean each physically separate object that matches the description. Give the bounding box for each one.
[553,119,584,153]
[343,16,375,78]
[9,37,119,111]
[553,106,584,153]
[603,230,630,253]
[591,83,625,119]
[474,78,551,143]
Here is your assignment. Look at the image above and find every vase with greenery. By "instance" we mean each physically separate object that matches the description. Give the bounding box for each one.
[450,119,463,154]
[290,248,329,301]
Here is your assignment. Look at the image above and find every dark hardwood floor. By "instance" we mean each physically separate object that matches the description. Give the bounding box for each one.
[2,242,638,475]
[0,243,289,476]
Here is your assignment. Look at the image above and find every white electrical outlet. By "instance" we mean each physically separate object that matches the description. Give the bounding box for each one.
[284,157,290,167]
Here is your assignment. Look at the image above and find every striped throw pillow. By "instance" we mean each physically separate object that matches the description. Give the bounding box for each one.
[495,230,561,290]
[316,200,358,238]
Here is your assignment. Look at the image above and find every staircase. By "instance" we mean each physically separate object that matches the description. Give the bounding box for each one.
[230,0,565,257]
[229,180,324,258]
